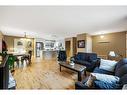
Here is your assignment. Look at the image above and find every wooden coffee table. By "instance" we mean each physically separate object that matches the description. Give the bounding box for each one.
[59,62,86,81]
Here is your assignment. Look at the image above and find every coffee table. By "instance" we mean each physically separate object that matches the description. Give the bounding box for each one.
[59,62,86,81]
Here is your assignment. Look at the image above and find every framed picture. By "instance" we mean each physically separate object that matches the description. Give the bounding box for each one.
[17,41,23,46]
[78,40,85,48]
[27,41,32,48]
[14,39,25,52]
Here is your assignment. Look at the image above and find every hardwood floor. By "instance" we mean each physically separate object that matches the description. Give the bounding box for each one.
[13,58,78,89]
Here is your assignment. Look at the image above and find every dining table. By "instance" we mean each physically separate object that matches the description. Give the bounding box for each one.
[8,51,29,56]
[7,51,30,69]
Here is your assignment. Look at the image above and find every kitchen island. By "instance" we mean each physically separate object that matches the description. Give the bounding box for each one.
[42,50,58,60]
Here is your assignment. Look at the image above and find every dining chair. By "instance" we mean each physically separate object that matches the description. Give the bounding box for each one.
[21,50,32,65]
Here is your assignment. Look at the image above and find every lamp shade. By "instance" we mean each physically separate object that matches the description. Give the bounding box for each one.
[109,51,116,57]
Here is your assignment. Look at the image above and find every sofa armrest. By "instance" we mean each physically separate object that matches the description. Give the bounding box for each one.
[88,58,100,71]
[75,78,98,89]
[122,84,127,90]
[92,58,100,67]
[75,81,89,89]
[75,76,95,89]
[82,58,100,72]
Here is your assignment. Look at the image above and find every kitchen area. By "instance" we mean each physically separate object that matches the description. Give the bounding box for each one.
[35,39,65,60]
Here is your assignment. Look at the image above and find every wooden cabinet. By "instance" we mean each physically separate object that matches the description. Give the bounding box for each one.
[0,56,9,89]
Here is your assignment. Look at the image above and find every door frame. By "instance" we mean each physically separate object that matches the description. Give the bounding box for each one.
[36,42,43,57]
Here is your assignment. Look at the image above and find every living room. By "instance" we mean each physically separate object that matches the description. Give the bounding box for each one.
[0,5,127,95]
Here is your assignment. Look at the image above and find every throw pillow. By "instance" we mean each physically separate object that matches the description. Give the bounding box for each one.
[85,74,96,87]
[99,59,117,72]
[91,73,120,89]
[94,80,120,89]
[91,73,120,84]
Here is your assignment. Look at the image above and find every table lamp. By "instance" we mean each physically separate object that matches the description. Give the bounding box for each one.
[108,51,116,57]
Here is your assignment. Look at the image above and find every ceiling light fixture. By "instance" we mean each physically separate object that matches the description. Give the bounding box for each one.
[100,35,104,38]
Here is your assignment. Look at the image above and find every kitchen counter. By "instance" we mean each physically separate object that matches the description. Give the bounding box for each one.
[42,50,58,60]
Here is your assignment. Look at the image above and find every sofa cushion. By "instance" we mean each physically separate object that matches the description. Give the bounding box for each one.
[91,73,120,84]
[75,52,99,72]
[94,80,120,89]
[75,54,80,60]
[76,53,86,60]
[90,73,120,89]
[75,60,91,67]
[84,53,92,61]
[88,53,97,62]
[75,53,81,60]
[99,59,117,72]
[93,67,114,75]
[76,52,98,62]
[85,74,96,87]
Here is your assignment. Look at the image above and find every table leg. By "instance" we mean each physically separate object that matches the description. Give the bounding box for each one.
[60,65,61,72]
[84,70,86,76]
[78,72,82,81]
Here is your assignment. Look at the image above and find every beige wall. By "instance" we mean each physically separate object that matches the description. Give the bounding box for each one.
[77,33,92,53]
[4,35,34,55]
[0,31,3,52]
[86,34,92,53]
[4,35,14,52]
[77,33,86,52]
[0,31,3,38]
[92,32,126,58]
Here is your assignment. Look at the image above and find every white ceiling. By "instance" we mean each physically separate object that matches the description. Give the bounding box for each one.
[0,6,127,40]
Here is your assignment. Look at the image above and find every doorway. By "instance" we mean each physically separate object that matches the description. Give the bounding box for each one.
[36,42,43,57]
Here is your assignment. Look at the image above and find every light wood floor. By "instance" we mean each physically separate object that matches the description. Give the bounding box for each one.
[13,58,78,89]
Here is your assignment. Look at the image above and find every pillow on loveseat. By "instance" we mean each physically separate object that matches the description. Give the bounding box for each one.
[91,73,119,84]
[93,67,114,75]
[85,74,96,87]
[85,73,120,89]
[93,73,120,89]
[94,80,120,89]
[99,59,117,72]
